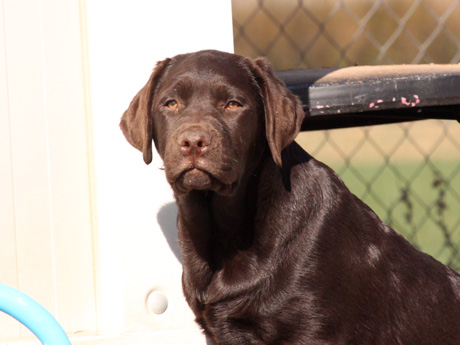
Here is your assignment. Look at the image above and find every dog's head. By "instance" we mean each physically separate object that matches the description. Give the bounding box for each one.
[120,50,304,195]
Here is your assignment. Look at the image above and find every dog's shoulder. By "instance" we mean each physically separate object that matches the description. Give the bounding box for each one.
[280,141,349,198]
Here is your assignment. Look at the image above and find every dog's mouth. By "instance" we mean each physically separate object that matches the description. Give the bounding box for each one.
[172,168,237,196]
[182,168,213,190]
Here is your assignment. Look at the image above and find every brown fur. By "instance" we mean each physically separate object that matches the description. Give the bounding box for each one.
[121,50,460,345]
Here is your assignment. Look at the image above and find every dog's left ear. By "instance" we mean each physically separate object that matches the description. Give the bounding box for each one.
[120,58,171,164]
[250,57,304,167]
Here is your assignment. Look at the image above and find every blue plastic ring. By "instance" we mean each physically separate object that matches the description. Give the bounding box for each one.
[0,283,72,345]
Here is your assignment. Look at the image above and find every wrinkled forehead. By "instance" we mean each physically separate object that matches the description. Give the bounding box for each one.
[159,51,259,95]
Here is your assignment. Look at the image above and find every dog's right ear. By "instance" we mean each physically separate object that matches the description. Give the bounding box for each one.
[120,58,171,164]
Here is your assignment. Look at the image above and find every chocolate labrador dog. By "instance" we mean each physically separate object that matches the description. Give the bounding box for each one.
[120,50,460,344]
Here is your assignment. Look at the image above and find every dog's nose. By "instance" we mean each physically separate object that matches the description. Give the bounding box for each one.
[178,130,211,156]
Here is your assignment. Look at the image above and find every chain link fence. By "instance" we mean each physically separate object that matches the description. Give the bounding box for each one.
[232,0,460,271]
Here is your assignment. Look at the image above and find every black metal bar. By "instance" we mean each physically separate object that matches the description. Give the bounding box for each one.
[276,64,460,130]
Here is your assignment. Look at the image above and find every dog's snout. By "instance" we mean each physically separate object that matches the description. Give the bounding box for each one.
[179,130,211,156]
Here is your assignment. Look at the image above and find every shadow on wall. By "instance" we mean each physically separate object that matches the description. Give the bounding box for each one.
[157,203,214,345]
[157,202,182,264]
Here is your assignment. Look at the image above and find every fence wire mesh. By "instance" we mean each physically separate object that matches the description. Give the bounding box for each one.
[232,0,460,271]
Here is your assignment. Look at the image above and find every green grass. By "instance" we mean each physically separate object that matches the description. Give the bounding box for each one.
[329,160,460,271]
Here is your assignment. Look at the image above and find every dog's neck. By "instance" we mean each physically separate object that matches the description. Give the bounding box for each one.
[175,160,262,261]
[174,143,318,305]
[174,150,277,294]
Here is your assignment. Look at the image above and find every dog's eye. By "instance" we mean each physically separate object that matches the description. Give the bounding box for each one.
[165,100,179,109]
[226,101,242,110]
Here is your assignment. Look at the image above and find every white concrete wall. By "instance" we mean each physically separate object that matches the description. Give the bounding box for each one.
[0,0,233,343]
